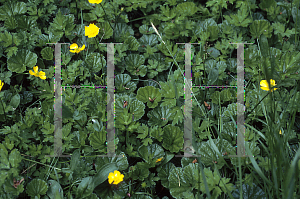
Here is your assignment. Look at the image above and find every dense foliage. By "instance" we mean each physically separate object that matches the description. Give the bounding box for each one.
[0,0,300,198]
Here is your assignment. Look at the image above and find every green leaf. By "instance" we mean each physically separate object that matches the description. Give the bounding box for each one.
[9,93,20,108]
[9,149,21,168]
[26,179,48,198]
[196,138,235,169]
[176,2,198,17]
[114,23,134,42]
[85,52,105,73]
[97,21,113,39]
[137,123,148,139]
[70,149,81,171]
[62,103,73,119]
[0,1,27,20]
[50,9,75,34]
[259,34,269,57]
[138,144,165,167]
[272,22,297,37]
[0,30,12,47]
[125,54,146,76]
[5,16,18,30]
[46,180,63,199]
[139,24,155,34]
[232,183,266,199]
[162,125,184,153]
[149,126,164,142]
[7,49,37,73]
[278,51,300,75]
[207,68,219,85]
[142,138,153,146]
[76,176,94,199]
[140,34,159,47]
[147,106,173,127]
[169,167,192,198]
[160,5,177,21]
[92,163,118,188]
[131,162,150,181]
[89,129,106,150]
[16,15,37,31]
[5,46,18,59]
[160,81,183,100]
[137,86,162,109]
[250,20,273,38]
[41,47,54,61]
[0,146,9,170]
[223,4,252,27]
[183,163,202,188]
[124,36,140,51]
[3,136,14,150]
[157,162,176,188]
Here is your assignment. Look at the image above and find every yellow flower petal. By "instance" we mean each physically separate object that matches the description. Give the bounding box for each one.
[70,43,78,50]
[156,157,163,163]
[39,75,47,80]
[260,79,277,92]
[88,0,103,4]
[29,66,46,79]
[108,170,124,185]
[29,70,36,76]
[79,44,85,51]
[33,66,39,74]
[85,23,100,38]
[70,43,85,54]
[38,71,46,79]
[30,66,40,77]
[279,130,282,135]
[0,80,4,91]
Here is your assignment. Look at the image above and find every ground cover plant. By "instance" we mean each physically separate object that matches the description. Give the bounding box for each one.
[0,0,300,198]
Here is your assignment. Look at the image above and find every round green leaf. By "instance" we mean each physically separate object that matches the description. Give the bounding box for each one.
[162,125,184,153]
[41,47,54,61]
[136,86,162,108]
[250,20,273,38]
[157,162,176,188]
[85,52,105,73]
[138,143,165,167]
[147,106,174,127]
[26,179,48,198]
[115,74,137,93]
[89,129,106,150]
[168,167,192,198]
[7,49,37,73]
[197,139,235,169]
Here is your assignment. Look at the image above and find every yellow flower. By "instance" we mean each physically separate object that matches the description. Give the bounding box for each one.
[69,43,85,54]
[29,66,46,80]
[121,7,124,11]
[279,130,282,135]
[260,79,278,92]
[0,80,4,91]
[108,170,124,185]
[88,0,102,3]
[155,157,163,163]
[85,23,100,38]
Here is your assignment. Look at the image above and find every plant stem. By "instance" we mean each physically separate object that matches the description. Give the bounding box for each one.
[23,158,62,171]
[247,91,270,116]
